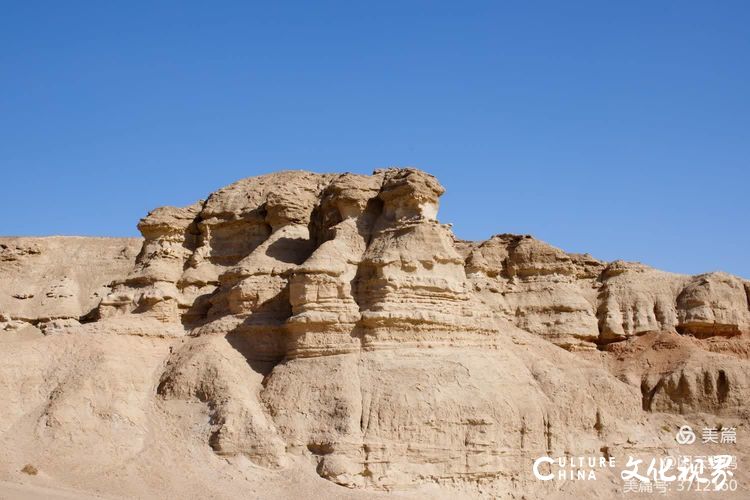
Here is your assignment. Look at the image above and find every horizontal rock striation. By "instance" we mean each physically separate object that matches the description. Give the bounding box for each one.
[1,168,749,498]
[0,237,141,333]
[465,236,750,349]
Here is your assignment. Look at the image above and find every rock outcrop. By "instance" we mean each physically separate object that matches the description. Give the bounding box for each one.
[1,168,749,499]
[0,237,141,333]
[466,237,750,349]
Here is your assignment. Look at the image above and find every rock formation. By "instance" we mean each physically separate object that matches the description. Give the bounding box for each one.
[0,237,140,333]
[1,168,749,499]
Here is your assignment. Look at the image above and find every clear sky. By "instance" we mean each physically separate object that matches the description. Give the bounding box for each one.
[1,1,748,278]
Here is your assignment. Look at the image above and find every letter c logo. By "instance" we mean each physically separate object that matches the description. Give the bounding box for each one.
[533,456,554,480]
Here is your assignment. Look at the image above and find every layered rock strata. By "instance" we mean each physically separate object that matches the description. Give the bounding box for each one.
[1,168,749,499]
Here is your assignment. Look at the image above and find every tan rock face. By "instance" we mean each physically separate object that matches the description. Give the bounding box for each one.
[466,238,750,349]
[677,273,750,338]
[1,168,750,499]
[466,235,604,348]
[0,237,141,330]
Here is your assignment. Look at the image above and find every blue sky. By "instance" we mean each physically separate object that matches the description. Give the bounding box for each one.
[1,1,748,278]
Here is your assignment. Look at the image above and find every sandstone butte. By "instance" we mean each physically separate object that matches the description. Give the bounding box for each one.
[1,168,749,500]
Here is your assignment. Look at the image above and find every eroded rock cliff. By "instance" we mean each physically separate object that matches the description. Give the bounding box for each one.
[1,169,749,499]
